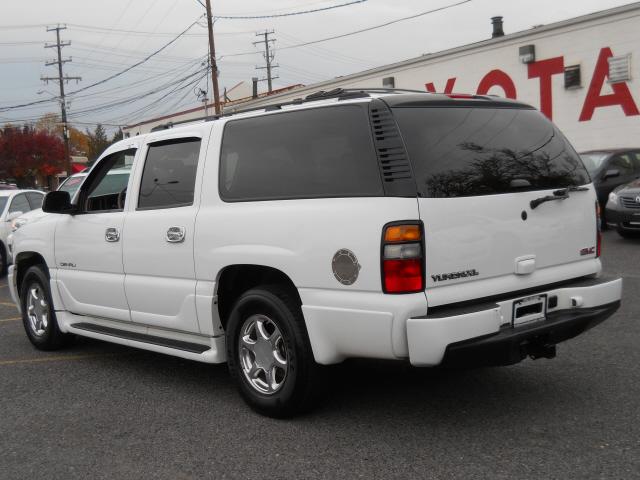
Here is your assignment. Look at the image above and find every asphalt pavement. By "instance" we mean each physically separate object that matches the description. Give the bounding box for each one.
[0,230,639,479]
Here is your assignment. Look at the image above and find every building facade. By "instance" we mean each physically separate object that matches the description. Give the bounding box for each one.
[224,2,640,152]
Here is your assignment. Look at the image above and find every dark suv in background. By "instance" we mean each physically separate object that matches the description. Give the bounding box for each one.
[580,149,640,214]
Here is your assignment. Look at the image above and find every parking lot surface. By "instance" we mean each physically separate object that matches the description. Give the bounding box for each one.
[0,230,639,479]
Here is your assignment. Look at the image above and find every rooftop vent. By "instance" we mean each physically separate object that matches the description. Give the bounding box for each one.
[491,16,504,38]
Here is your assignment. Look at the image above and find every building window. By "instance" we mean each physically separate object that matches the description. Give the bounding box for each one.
[564,65,581,89]
[608,54,631,83]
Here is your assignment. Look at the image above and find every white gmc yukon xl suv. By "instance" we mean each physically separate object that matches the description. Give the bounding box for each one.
[9,89,623,417]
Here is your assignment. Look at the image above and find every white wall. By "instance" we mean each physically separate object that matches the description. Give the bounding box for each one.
[231,5,640,152]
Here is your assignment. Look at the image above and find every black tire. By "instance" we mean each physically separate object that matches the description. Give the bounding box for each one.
[0,242,6,277]
[226,285,321,418]
[617,227,639,239]
[20,265,70,351]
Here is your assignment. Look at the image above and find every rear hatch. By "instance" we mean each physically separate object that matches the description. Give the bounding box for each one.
[391,101,598,306]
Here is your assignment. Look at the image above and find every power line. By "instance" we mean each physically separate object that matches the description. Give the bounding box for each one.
[220,0,473,58]
[214,0,367,19]
[0,41,47,46]
[0,17,202,113]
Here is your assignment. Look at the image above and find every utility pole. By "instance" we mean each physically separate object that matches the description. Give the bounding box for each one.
[254,30,279,93]
[204,0,221,114]
[42,25,81,178]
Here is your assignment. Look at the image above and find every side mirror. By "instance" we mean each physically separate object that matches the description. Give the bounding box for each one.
[6,211,23,222]
[603,169,620,180]
[42,191,74,214]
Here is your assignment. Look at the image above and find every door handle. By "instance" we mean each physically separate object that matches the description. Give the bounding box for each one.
[105,227,120,242]
[166,226,186,243]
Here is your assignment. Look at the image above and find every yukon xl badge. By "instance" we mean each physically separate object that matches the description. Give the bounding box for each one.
[431,269,479,282]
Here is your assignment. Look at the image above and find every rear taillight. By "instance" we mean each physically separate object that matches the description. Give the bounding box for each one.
[382,222,424,293]
[596,201,602,258]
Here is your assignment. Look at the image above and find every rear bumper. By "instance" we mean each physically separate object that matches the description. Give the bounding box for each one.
[406,276,622,366]
[300,275,622,366]
[442,300,619,367]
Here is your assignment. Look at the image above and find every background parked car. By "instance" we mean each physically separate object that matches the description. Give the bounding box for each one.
[605,179,640,238]
[0,189,45,275]
[580,149,640,214]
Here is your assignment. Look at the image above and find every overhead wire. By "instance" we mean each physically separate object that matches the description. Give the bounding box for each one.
[220,0,473,58]
[213,0,367,19]
[0,16,203,112]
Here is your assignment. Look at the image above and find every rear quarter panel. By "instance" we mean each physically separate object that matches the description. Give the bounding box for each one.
[194,121,420,293]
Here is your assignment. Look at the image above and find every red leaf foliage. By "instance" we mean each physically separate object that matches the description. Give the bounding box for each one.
[0,126,65,180]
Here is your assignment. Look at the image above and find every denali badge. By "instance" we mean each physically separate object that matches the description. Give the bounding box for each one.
[431,269,479,282]
[59,262,76,268]
[580,246,596,256]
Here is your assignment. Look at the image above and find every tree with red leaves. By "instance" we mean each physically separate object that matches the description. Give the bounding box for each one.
[0,125,65,187]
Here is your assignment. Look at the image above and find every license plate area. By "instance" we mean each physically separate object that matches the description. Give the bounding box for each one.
[512,294,547,326]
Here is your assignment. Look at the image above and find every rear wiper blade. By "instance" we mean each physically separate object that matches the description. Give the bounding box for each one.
[530,186,588,210]
[552,186,589,196]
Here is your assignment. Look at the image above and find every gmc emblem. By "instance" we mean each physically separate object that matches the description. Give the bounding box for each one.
[580,246,596,256]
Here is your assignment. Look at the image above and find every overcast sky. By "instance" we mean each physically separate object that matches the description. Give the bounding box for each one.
[0,0,635,131]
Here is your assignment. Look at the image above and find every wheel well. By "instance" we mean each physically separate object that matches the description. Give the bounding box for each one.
[216,265,301,329]
[15,252,48,297]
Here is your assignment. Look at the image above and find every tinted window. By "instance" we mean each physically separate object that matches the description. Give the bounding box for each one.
[138,138,201,209]
[393,107,590,198]
[219,106,383,201]
[92,172,130,197]
[85,149,135,212]
[58,175,85,197]
[609,154,634,176]
[0,197,8,214]
[633,152,640,172]
[9,194,30,214]
[26,192,44,209]
[580,153,609,174]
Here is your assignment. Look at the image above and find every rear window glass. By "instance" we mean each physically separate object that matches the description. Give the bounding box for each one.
[219,106,383,201]
[393,107,590,198]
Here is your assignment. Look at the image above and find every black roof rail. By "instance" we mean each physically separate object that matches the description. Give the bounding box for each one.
[144,87,431,131]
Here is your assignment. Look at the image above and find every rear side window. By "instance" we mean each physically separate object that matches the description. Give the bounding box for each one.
[393,107,590,198]
[26,192,44,209]
[219,106,383,201]
[609,154,634,176]
[9,194,30,214]
[138,138,201,209]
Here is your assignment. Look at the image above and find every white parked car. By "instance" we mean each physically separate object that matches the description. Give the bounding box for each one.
[8,89,623,417]
[0,189,45,274]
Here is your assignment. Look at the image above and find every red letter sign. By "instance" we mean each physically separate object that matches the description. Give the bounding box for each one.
[476,70,517,99]
[528,56,564,120]
[425,78,456,93]
[579,47,640,121]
